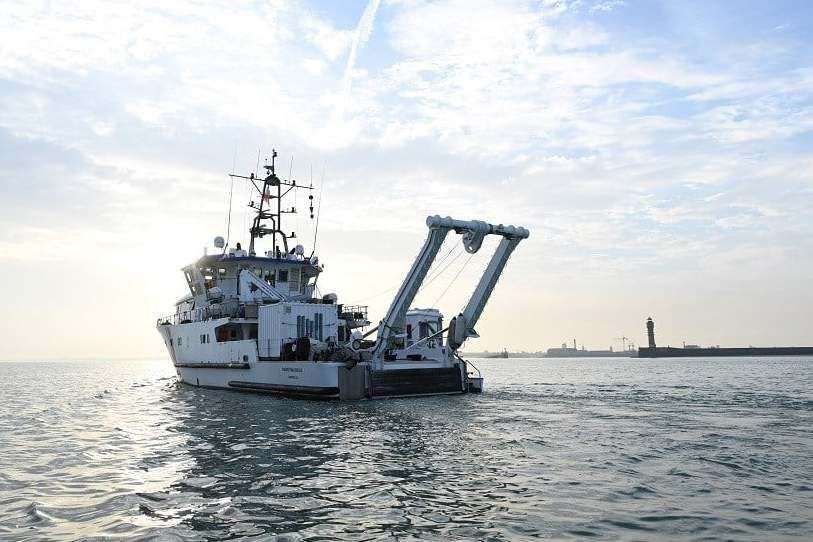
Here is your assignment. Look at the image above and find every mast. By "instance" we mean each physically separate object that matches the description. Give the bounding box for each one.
[229,149,315,257]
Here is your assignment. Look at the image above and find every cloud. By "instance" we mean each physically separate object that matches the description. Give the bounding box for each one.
[0,0,812,356]
[589,1,626,14]
[338,0,382,115]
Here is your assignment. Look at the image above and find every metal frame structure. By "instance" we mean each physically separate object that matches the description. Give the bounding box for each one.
[371,215,529,369]
[228,149,315,257]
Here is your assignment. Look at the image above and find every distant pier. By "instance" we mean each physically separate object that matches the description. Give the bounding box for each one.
[638,318,813,357]
[639,346,813,357]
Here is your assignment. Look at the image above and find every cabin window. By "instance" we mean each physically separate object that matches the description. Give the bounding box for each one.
[185,268,205,296]
[183,269,194,293]
[178,337,183,346]
[200,267,215,289]
[303,275,315,293]
[217,267,234,280]
[406,324,412,340]
[215,324,243,342]
[419,320,439,340]
[278,269,289,282]
[289,268,300,293]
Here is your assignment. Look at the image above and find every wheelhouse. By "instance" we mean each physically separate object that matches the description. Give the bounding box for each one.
[182,253,322,305]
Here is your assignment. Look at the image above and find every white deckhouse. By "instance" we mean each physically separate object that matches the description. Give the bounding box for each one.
[157,150,529,399]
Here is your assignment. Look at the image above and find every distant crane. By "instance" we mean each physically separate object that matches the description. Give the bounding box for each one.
[615,336,630,351]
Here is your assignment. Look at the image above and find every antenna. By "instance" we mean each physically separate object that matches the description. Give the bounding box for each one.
[225,173,235,252]
[228,147,314,258]
[243,146,261,241]
[224,146,237,252]
[289,154,297,239]
[311,164,325,256]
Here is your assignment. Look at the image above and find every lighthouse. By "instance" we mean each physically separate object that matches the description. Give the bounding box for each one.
[646,317,656,348]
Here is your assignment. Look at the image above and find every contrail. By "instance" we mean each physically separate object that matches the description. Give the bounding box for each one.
[337,0,381,118]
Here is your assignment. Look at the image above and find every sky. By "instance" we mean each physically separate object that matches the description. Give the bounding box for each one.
[1,0,812,360]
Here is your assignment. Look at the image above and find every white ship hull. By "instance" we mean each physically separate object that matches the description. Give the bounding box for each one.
[158,321,469,399]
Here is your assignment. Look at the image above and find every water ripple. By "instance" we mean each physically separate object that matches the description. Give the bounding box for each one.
[0,357,811,540]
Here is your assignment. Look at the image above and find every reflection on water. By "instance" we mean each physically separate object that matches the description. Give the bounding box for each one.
[0,357,811,540]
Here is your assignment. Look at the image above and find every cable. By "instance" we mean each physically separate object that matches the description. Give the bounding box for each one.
[420,244,464,291]
[225,146,237,250]
[225,174,234,250]
[355,241,459,303]
[432,252,475,307]
[288,154,297,242]
[311,164,325,255]
[425,240,458,278]
[241,148,261,243]
[356,284,399,303]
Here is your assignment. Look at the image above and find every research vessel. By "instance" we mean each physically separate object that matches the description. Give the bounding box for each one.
[156,150,529,399]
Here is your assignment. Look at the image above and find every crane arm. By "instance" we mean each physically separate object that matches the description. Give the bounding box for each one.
[447,225,528,351]
[372,215,529,366]
[371,220,451,366]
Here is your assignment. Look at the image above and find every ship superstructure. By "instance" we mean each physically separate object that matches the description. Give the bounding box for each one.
[157,150,529,399]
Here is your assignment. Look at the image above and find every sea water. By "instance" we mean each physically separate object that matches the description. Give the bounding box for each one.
[0,357,810,540]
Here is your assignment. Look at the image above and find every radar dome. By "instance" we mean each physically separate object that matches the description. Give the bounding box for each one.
[214,236,225,248]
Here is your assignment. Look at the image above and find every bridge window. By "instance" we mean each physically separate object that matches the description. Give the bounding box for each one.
[199,267,215,289]
[216,324,242,342]
[289,268,300,292]
[278,270,289,282]
[217,267,235,280]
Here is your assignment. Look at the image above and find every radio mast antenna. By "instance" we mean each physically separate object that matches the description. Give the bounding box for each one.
[229,148,314,258]
[225,146,237,251]
[311,164,325,256]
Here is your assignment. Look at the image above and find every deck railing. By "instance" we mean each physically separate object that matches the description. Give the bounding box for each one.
[156,300,241,326]
[339,304,368,321]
